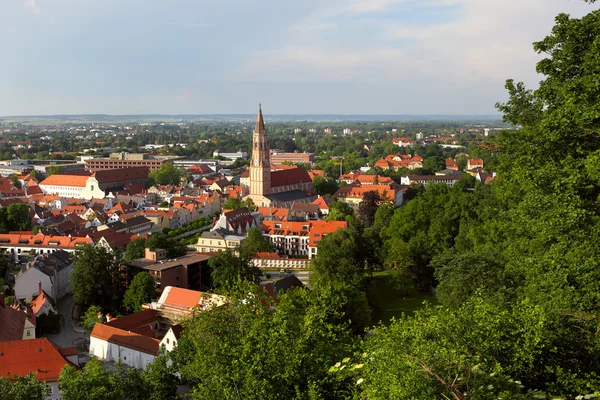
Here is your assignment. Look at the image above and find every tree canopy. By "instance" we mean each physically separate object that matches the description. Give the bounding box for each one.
[148,162,182,185]
[123,272,156,313]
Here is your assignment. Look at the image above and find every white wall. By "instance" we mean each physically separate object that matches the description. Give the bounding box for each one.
[159,328,178,353]
[89,337,156,370]
[15,268,53,302]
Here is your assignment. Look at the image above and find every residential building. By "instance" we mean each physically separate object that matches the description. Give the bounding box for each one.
[0,233,92,263]
[374,154,423,171]
[15,251,73,302]
[122,248,212,293]
[446,158,459,171]
[251,252,310,269]
[261,220,347,258]
[333,183,405,207]
[467,159,484,170]
[0,337,78,399]
[0,294,36,341]
[212,207,257,235]
[195,230,244,253]
[392,137,415,147]
[145,286,227,325]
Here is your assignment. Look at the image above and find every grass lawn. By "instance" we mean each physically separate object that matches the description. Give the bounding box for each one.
[370,271,438,324]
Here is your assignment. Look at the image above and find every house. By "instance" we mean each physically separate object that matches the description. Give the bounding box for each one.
[15,251,73,302]
[122,248,212,293]
[0,294,36,341]
[251,252,310,270]
[0,337,78,400]
[392,138,415,147]
[312,195,334,215]
[195,230,244,253]
[467,159,484,170]
[89,309,162,370]
[261,220,347,258]
[333,183,405,207]
[211,207,257,235]
[144,286,227,324]
[374,154,423,171]
[446,158,459,171]
[0,234,91,263]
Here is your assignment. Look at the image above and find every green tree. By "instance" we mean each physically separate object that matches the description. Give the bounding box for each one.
[146,233,186,258]
[7,203,31,231]
[148,162,182,185]
[71,245,121,312]
[313,175,340,196]
[142,353,180,400]
[45,165,61,177]
[123,272,156,313]
[125,237,147,261]
[327,201,354,221]
[171,282,357,400]
[208,249,260,289]
[239,226,273,255]
[0,373,50,400]
[10,174,22,189]
[358,190,382,227]
[81,305,103,333]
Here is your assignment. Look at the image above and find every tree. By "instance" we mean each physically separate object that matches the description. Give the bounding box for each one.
[45,165,61,177]
[146,233,186,258]
[59,357,175,400]
[208,249,260,289]
[123,273,156,313]
[327,201,354,221]
[7,203,31,231]
[311,228,364,288]
[124,237,147,261]
[313,175,340,196]
[358,190,382,227]
[0,373,50,400]
[148,162,181,185]
[171,282,357,400]
[29,169,38,179]
[70,245,121,312]
[222,196,242,210]
[10,175,22,189]
[81,305,103,333]
[239,226,273,255]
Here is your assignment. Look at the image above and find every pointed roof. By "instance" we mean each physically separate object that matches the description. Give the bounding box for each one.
[255,105,266,133]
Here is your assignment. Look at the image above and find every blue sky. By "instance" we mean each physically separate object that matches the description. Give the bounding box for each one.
[0,0,597,116]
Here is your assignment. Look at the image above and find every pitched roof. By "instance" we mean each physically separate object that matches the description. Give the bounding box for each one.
[39,175,89,188]
[270,168,312,187]
[92,167,149,184]
[334,184,399,201]
[0,338,76,382]
[0,299,27,341]
[157,286,227,311]
[91,323,160,355]
[312,195,334,210]
[0,233,92,249]
[255,105,266,132]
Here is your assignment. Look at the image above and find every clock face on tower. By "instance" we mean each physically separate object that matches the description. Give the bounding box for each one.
[254,159,259,166]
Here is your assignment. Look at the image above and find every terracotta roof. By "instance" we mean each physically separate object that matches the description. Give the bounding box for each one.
[91,323,160,356]
[0,233,91,249]
[312,195,334,210]
[334,184,399,201]
[271,168,312,187]
[0,338,76,382]
[0,300,27,341]
[105,309,158,332]
[157,286,227,311]
[39,175,89,188]
[261,220,346,247]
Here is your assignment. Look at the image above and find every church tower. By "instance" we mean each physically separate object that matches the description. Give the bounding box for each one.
[248,105,271,202]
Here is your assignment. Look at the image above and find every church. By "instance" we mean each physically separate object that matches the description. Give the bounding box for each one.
[244,107,316,207]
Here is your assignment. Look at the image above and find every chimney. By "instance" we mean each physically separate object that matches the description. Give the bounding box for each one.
[38,281,42,296]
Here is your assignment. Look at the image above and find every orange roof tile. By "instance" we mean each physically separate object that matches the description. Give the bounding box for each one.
[0,338,75,382]
[39,175,89,187]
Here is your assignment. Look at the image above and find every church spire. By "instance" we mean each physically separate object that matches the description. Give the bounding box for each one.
[255,104,266,133]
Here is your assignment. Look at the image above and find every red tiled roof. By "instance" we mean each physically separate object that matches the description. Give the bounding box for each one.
[91,323,160,355]
[39,175,89,187]
[163,287,204,309]
[271,168,312,187]
[0,338,75,382]
[334,184,398,201]
[92,167,149,184]
[0,300,27,341]
[0,233,92,249]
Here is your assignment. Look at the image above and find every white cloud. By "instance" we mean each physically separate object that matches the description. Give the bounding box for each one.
[24,0,40,14]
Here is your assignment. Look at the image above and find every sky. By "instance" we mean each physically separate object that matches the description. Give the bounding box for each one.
[0,0,598,116]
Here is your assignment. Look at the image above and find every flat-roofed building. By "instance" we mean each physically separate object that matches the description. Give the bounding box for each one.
[85,153,181,171]
[270,151,314,165]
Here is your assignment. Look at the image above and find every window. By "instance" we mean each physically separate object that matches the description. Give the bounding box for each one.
[26,329,31,336]
[167,338,170,344]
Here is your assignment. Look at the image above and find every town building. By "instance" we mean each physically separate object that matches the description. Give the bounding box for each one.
[14,251,73,302]
[374,154,423,171]
[0,233,92,263]
[392,138,415,147]
[0,337,78,399]
[333,184,405,207]
[244,107,316,207]
[467,158,484,170]
[39,167,149,199]
[84,152,180,171]
[400,174,462,188]
[211,207,257,235]
[0,294,36,341]
[195,230,244,253]
[122,248,212,293]
[261,220,347,258]
[270,151,314,165]
[212,149,248,161]
[251,252,310,269]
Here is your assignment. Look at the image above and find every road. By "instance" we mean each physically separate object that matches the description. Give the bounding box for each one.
[46,294,87,350]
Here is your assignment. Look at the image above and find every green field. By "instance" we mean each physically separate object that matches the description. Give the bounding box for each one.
[370,271,437,324]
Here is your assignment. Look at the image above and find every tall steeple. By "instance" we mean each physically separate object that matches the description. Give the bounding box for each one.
[248,105,271,202]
